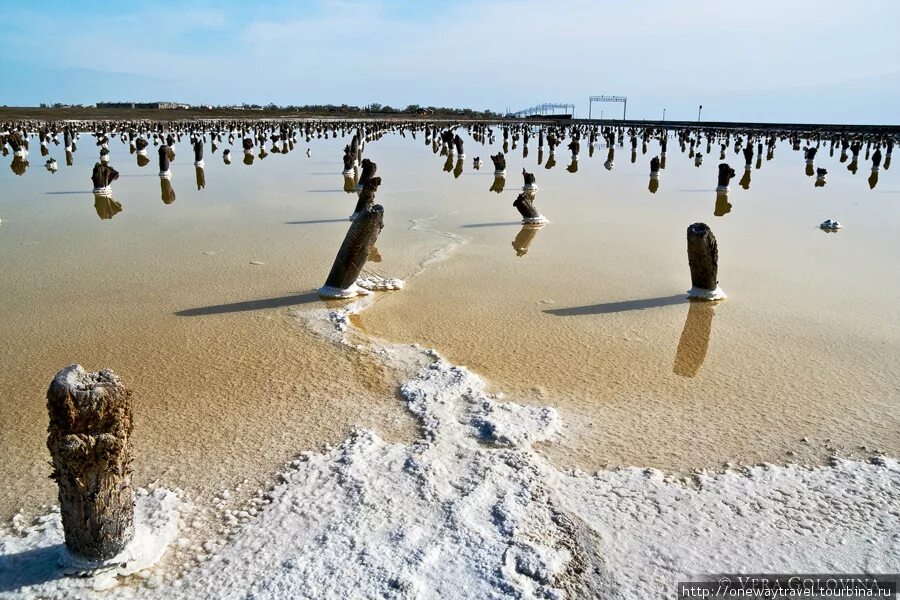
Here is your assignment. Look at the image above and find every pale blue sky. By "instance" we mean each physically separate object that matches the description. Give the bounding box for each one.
[1,0,898,124]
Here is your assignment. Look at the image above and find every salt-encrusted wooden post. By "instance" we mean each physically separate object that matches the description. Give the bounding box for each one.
[319,205,385,298]
[513,193,548,224]
[158,144,170,177]
[686,222,725,300]
[193,139,204,166]
[47,365,134,561]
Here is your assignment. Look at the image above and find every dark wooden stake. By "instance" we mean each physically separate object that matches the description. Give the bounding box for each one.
[47,365,134,561]
[514,193,546,223]
[687,222,725,299]
[158,145,170,174]
[321,205,385,296]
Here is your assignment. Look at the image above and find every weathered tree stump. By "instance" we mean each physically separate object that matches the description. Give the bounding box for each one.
[686,223,725,299]
[514,193,547,224]
[223,148,232,164]
[650,156,660,175]
[46,365,134,561]
[320,205,385,298]
[567,139,580,158]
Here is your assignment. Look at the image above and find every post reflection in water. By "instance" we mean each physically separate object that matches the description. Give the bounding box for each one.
[545,152,556,170]
[195,165,206,190]
[160,177,176,204]
[453,157,464,179]
[93,192,123,220]
[490,175,506,193]
[714,191,732,217]
[443,153,454,173]
[10,156,29,176]
[511,224,543,257]
[673,299,718,378]
[344,174,357,193]
[739,167,751,190]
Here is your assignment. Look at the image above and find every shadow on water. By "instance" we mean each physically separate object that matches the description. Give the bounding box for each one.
[175,291,321,316]
[545,294,687,316]
[285,218,349,225]
[0,544,66,593]
[461,221,523,229]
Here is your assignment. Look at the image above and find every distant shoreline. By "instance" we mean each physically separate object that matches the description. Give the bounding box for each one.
[1,107,898,134]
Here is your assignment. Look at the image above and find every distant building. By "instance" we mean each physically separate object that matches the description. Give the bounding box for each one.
[96,102,190,109]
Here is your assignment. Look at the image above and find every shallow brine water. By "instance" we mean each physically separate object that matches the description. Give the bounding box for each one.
[1,125,898,521]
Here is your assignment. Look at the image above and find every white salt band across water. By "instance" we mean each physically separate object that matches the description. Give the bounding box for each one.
[688,285,727,300]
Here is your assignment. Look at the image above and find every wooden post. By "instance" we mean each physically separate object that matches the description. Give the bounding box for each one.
[46,365,134,561]
[193,139,204,165]
[319,205,385,298]
[158,145,170,176]
[522,169,538,191]
[686,222,725,299]
[91,163,119,193]
[351,176,381,220]
[514,193,547,224]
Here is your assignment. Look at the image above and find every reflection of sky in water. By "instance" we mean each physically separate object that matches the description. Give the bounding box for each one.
[1,127,899,507]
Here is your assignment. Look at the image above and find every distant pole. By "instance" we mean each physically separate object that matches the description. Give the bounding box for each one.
[623,99,627,121]
[588,99,592,120]
[698,105,703,122]
[663,108,666,121]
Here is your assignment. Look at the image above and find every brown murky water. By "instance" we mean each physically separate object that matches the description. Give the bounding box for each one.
[2,128,898,520]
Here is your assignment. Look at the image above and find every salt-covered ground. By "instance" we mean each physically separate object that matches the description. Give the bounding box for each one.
[2,303,898,599]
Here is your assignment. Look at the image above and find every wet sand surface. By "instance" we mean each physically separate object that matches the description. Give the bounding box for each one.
[2,130,898,520]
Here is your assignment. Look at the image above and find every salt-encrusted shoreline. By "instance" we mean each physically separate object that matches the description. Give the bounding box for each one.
[1,218,898,599]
